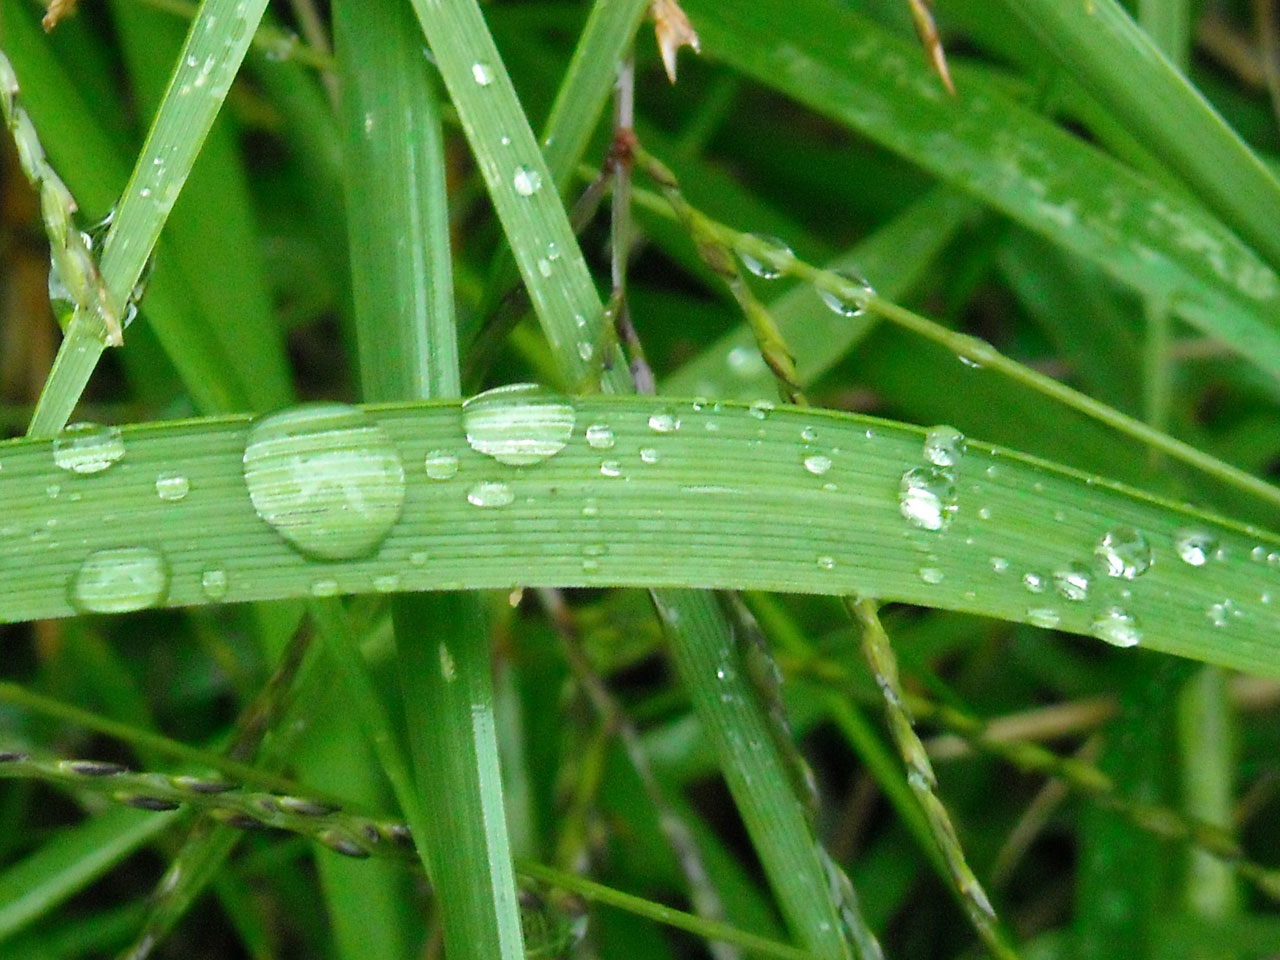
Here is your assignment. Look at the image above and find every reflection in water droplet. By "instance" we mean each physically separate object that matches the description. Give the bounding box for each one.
[467,480,514,508]
[71,546,169,614]
[585,424,616,450]
[201,568,228,600]
[803,454,832,476]
[922,426,966,467]
[817,266,875,317]
[53,423,125,474]
[1095,527,1152,579]
[1174,529,1217,567]
[425,450,459,480]
[1092,606,1142,648]
[739,234,793,278]
[155,473,190,501]
[899,466,956,531]
[512,166,542,196]
[1053,563,1091,602]
[648,410,680,433]
[463,383,575,466]
[242,404,406,561]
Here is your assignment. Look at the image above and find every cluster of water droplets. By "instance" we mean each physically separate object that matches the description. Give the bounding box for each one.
[899,426,964,533]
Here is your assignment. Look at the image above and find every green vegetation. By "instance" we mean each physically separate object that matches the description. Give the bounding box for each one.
[2,0,1279,957]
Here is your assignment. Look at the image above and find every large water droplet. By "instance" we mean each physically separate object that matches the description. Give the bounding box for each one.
[53,423,125,474]
[1053,563,1091,602]
[922,426,966,467]
[817,267,875,317]
[585,424,616,450]
[899,466,956,531]
[155,473,190,501]
[463,383,575,466]
[739,235,793,279]
[1174,528,1217,567]
[242,404,406,561]
[512,166,542,196]
[467,480,514,508]
[71,546,169,614]
[1094,527,1152,579]
[1091,606,1142,648]
[425,450,459,480]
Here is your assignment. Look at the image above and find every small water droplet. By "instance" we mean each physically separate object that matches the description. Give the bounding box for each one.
[373,574,401,593]
[155,473,190,501]
[242,404,406,561]
[53,423,125,474]
[311,578,340,597]
[463,383,575,466]
[600,460,622,477]
[1053,563,1091,602]
[581,498,599,518]
[1095,527,1152,579]
[585,424,616,450]
[1027,608,1061,629]
[990,556,1010,573]
[439,643,457,681]
[1206,601,1233,627]
[817,267,875,317]
[639,447,660,464]
[816,555,836,570]
[1174,529,1217,567]
[748,399,775,420]
[200,568,228,600]
[899,466,957,531]
[800,426,818,442]
[739,235,793,279]
[471,61,494,85]
[512,166,542,196]
[577,341,594,361]
[1022,571,1046,593]
[425,450,459,480]
[467,480,514,508]
[648,410,681,433]
[1092,606,1142,648]
[537,258,552,277]
[918,566,944,584]
[922,426,966,467]
[46,484,60,499]
[409,551,429,566]
[71,547,169,614]
[803,453,832,476]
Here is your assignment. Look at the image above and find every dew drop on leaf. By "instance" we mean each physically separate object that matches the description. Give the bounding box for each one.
[1094,527,1152,579]
[817,266,875,317]
[1174,528,1217,567]
[898,466,956,531]
[922,425,966,467]
[53,423,125,474]
[466,480,514,508]
[425,450,459,480]
[463,383,574,466]
[739,234,793,278]
[71,546,169,614]
[1091,606,1142,648]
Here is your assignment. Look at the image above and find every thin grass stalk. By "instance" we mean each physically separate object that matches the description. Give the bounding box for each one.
[846,598,1019,960]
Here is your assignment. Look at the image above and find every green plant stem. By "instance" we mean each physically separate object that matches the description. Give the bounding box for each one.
[846,598,1019,960]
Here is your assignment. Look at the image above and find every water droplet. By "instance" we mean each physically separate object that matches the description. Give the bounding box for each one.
[1091,606,1142,648]
[409,551,429,566]
[53,422,125,474]
[726,345,767,378]
[639,447,660,464]
[803,454,832,476]
[71,547,169,614]
[816,555,836,570]
[800,426,818,442]
[1095,527,1152,579]
[537,258,552,278]
[373,574,401,593]
[739,235,793,279]
[471,62,494,85]
[1053,563,1091,602]
[898,466,956,531]
[586,424,616,450]
[242,404,406,561]
[463,383,575,466]
[577,340,594,361]
[467,480,514,508]
[425,450,459,480]
[1206,601,1233,627]
[990,556,1009,573]
[600,460,622,478]
[1027,608,1061,629]
[748,399,775,420]
[512,166,542,196]
[1174,529,1217,567]
[155,473,190,501]
[200,568,228,600]
[311,578,339,597]
[817,267,875,317]
[1022,571,1046,593]
[922,426,966,467]
[918,566,944,584]
[581,498,599,518]
[439,643,457,681]
[648,410,681,433]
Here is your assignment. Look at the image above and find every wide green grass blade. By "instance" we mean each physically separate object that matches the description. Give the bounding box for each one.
[679,0,1280,382]
[988,0,1280,272]
[1,398,1278,673]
